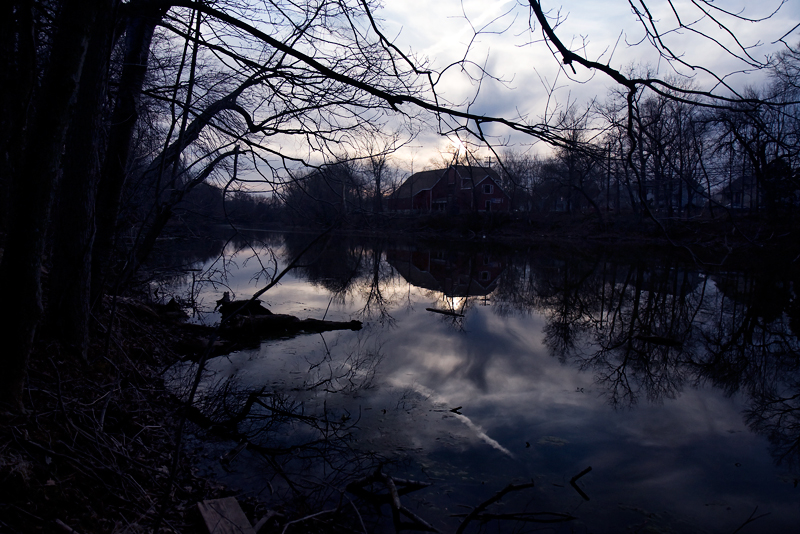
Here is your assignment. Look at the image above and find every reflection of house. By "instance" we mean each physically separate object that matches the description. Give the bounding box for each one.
[388,165,510,213]
[385,247,505,297]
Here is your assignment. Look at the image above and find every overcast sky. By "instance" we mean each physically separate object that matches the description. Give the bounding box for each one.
[373,0,800,168]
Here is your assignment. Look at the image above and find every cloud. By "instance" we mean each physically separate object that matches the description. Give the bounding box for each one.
[376,0,800,161]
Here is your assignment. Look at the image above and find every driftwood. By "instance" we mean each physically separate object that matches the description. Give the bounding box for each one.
[346,468,438,533]
[175,313,362,361]
[425,308,464,317]
[222,314,362,338]
[570,466,592,501]
[453,481,575,533]
[197,497,255,534]
[217,299,272,319]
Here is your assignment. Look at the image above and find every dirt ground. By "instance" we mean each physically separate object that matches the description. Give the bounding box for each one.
[0,299,272,534]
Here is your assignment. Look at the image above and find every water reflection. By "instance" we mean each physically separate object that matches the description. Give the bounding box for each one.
[162,233,800,532]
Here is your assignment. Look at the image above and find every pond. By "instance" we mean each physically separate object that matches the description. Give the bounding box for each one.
[160,231,800,533]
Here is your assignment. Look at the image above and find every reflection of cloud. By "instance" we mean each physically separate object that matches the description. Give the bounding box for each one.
[538,436,568,446]
[453,413,515,458]
[399,380,515,458]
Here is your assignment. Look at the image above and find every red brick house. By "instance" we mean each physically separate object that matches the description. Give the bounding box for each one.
[388,165,510,213]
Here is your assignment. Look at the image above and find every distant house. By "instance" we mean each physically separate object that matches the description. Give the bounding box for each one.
[641,178,707,214]
[714,176,759,211]
[713,158,800,215]
[388,165,510,213]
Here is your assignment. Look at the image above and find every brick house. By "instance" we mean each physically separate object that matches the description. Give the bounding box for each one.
[388,165,510,213]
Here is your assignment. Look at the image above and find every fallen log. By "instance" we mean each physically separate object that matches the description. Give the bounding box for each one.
[425,308,464,317]
[167,302,362,361]
[217,299,272,319]
[222,314,362,338]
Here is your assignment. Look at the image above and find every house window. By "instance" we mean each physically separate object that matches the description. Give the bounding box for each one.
[483,184,493,194]
[480,271,490,281]
[485,200,492,211]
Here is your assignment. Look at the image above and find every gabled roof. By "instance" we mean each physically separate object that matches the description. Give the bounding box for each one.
[392,165,503,198]
[450,165,501,188]
[392,169,443,199]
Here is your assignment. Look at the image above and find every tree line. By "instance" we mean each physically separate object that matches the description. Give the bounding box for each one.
[490,60,800,225]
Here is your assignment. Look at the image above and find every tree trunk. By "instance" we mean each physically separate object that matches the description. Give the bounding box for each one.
[373,174,383,214]
[91,0,165,306]
[0,1,36,235]
[46,2,118,362]
[0,0,103,410]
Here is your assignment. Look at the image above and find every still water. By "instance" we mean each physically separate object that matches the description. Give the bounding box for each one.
[162,232,800,533]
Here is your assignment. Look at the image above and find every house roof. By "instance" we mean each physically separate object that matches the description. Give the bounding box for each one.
[392,165,502,199]
[450,165,501,188]
[392,169,443,199]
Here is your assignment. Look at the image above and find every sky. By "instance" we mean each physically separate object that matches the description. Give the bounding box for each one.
[372,0,800,167]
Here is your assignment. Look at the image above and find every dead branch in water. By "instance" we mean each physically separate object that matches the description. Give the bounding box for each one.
[425,308,465,317]
[453,481,575,533]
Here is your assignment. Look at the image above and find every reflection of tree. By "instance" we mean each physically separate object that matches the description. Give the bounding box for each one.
[356,242,400,327]
[172,340,387,524]
[746,386,800,468]
[586,262,703,406]
[696,266,800,468]
[284,234,406,324]
[495,246,800,468]
[282,232,365,301]
[539,257,599,363]
[153,232,283,313]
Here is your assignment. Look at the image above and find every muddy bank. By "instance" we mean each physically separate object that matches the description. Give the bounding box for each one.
[0,300,252,533]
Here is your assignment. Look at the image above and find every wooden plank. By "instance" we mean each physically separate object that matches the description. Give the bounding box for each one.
[197,497,256,534]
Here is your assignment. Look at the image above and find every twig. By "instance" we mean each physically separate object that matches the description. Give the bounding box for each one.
[55,519,83,534]
[379,471,402,529]
[345,495,369,534]
[252,510,282,532]
[398,506,440,533]
[455,481,536,534]
[280,507,338,534]
[731,506,771,534]
[570,466,592,501]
